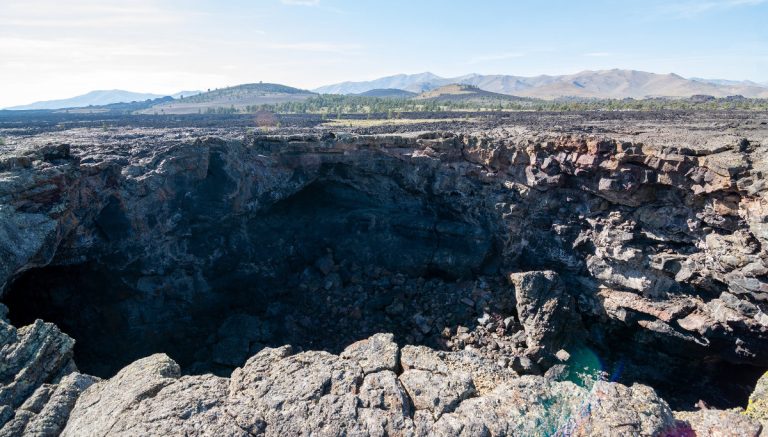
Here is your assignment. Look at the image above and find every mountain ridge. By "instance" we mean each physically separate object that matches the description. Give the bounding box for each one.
[6,89,202,111]
[314,69,768,99]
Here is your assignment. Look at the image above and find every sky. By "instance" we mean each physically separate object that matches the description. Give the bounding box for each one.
[0,0,767,107]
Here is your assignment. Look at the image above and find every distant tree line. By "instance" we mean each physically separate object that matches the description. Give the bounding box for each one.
[194,94,768,115]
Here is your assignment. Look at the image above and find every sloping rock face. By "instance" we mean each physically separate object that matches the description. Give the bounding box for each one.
[0,120,768,433]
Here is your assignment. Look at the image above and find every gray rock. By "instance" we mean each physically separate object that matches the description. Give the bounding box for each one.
[62,354,181,436]
[508,270,579,357]
[2,372,99,437]
[0,318,76,426]
[340,332,399,374]
[675,409,762,437]
[432,376,676,436]
[401,345,450,374]
[509,355,540,375]
[358,370,415,436]
[544,364,570,381]
[399,369,475,419]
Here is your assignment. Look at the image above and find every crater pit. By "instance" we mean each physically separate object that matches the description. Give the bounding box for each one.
[2,132,767,413]
[3,163,502,378]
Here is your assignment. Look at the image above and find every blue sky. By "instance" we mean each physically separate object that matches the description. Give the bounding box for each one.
[0,0,766,107]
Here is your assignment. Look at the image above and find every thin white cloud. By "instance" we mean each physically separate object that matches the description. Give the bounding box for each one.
[259,42,362,53]
[0,37,178,60]
[0,0,189,28]
[662,0,767,17]
[280,0,320,5]
[279,0,348,14]
[469,52,525,64]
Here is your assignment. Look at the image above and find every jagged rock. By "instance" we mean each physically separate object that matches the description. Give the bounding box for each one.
[62,354,181,436]
[510,355,539,374]
[508,270,579,358]
[392,345,477,420]
[0,311,76,430]
[674,409,762,436]
[399,369,474,420]
[1,372,99,437]
[227,348,369,436]
[401,345,451,374]
[358,370,413,435]
[340,332,399,374]
[432,376,675,436]
[544,364,570,381]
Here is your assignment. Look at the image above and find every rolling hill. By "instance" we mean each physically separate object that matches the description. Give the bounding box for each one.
[316,70,768,99]
[413,84,527,103]
[141,83,316,114]
[356,89,418,98]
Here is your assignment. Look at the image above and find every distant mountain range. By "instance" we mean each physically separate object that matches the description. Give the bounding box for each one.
[316,73,445,95]
[6,89,202,111]
[5,69,768,112]
[689,77,767,87]
[315,69,768,99]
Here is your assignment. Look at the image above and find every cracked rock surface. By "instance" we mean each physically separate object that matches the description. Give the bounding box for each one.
[62,336,677,436]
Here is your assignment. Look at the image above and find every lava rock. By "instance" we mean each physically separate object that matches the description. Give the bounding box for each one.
[508,270,580,357]
[0,316,76,425]
[340,332,399,375]
[746,371,768,431]
[675,409,762,437]
[399,369,475,419]
[49,334,687,436]
[0,372,99,436]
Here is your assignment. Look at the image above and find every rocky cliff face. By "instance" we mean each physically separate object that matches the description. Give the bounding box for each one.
[1,118,768,435]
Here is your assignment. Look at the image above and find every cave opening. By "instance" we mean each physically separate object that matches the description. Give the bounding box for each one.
[2,177,503,379]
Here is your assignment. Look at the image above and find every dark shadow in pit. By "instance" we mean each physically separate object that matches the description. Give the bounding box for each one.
[3,174,763,412]
[583,324,768,411]
[2,264,497,380]
[2,178,500,379]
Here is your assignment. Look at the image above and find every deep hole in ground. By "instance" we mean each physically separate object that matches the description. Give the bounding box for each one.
[2,178,501,378]
[1,172,765,411]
